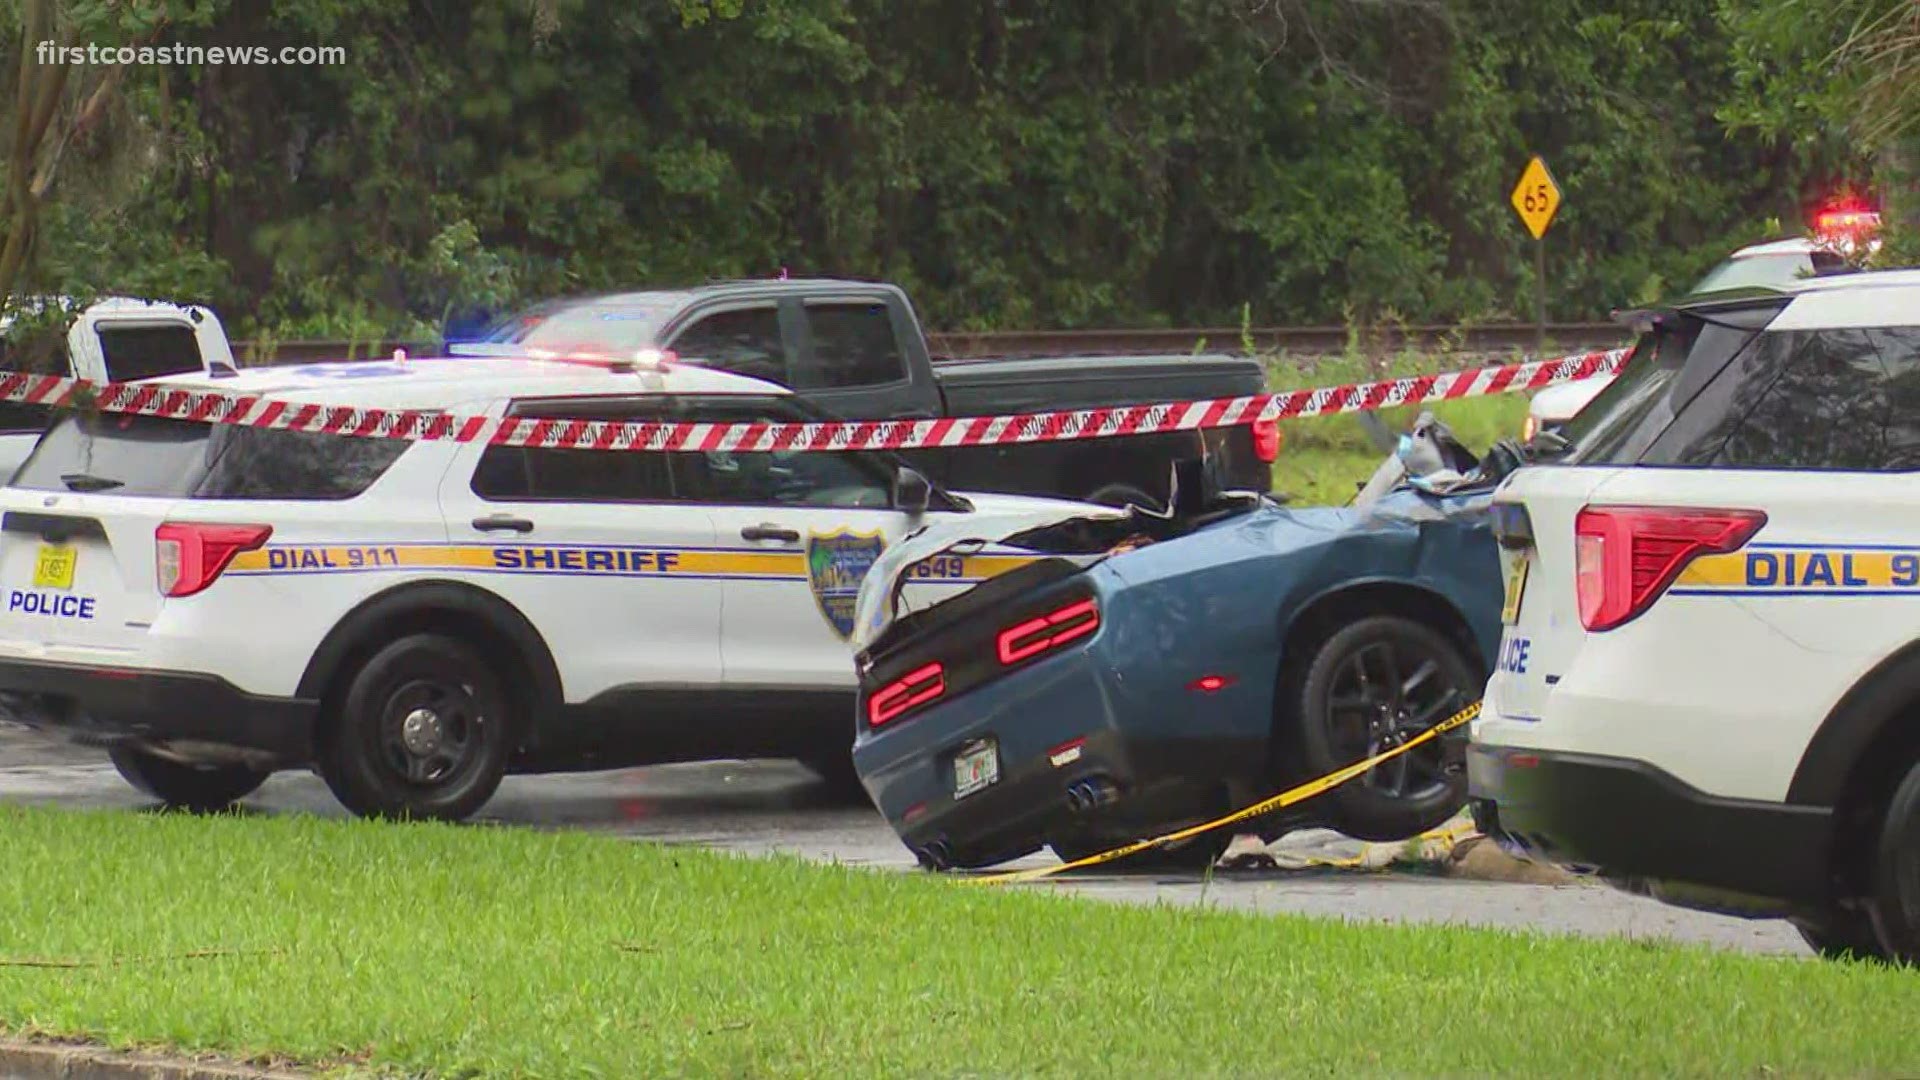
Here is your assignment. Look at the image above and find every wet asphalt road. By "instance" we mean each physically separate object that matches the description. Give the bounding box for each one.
[0,725,1806,956]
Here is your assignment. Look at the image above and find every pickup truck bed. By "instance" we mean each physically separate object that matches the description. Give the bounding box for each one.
[933,353,1263,412]
[928,352,1269,508]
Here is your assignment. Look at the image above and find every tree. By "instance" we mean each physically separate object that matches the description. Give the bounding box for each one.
[1718,0,1918,257]
[0,0,214,307]
[1,0,1866,334]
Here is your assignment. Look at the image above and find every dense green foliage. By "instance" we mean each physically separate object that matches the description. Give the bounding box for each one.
[0,1,1874,338]
[1718,0,1920,262]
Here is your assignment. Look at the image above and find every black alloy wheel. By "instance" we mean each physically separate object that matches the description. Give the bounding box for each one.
[1290,614,1476,841]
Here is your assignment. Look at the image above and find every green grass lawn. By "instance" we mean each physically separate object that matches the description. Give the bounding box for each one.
[1,807,1915,1077]
[1263,352,1537,506]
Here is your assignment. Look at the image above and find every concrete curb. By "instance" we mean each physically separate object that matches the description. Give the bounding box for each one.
[0,1041,311,1079]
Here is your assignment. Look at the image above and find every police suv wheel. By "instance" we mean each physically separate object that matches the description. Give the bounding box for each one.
[1865,756,1920,963]
[318,634,512,822]
[108,746,268,812]
[1288,614,1475,842]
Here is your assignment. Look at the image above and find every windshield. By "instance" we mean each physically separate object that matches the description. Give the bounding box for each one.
[474,300,679,352]
[1689,252,1815,295]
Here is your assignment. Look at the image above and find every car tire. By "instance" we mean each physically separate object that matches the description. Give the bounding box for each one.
[1048,830,1230,872]
[318,633,513,822]
[1791,910,1888,962]
[1084,484,1164,514]
[1865,757,1920,963]
[108,746,268,812]
[1287,614,1476,842]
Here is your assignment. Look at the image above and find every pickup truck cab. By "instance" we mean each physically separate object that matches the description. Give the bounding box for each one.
[453,280,1277,509]
[0,297,237,476]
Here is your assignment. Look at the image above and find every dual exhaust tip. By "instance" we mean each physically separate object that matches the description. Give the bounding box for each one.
[916,839,952,871]
[1063,775,1119,816]
[910,774,1122,870]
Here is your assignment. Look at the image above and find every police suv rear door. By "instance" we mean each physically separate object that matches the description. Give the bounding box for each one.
[670,394,949,688]
[436,395,724,696]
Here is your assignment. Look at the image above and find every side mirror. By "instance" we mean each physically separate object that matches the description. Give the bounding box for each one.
[894,466,932,515]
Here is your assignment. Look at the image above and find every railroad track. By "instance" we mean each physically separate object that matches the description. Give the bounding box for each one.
[232,322,1628,365]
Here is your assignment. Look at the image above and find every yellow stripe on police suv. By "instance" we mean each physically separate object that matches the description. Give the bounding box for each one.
[1680,548,1920,591]
[228,544,1035,583]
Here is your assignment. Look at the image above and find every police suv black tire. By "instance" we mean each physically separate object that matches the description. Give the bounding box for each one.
[318,633,512,822]
[1289,614,1475,843]
[1865,756,1920,964]
[108,746,268,812]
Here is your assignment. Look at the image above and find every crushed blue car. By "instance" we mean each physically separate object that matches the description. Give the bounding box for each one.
[848,422,1517,871]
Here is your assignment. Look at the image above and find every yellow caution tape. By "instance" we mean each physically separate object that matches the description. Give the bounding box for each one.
[968,699,1482,885]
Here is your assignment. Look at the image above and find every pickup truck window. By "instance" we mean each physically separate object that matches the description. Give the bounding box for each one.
[801,302,904,389]
[95,324,204,382]
[671,307,786,386]
[475,299,678,351]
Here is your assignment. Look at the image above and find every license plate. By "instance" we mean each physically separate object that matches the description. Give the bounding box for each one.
[1501,556,1530,625]
[953,738,999,799]
[33,544,75,590]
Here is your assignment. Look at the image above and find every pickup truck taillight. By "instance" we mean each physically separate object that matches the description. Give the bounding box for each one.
[156,523,273,598]
[1574,506,1765,631]
[1252,417,1281,463]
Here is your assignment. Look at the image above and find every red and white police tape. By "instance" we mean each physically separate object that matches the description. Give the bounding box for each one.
[0,346,1627,453]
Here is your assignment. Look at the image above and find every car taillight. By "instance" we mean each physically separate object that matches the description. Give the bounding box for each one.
[1573,506,1765,631]
[1252,417,1281,464]
[867,661,945,728]
[155,523,272,598]
[997,597,1100,666]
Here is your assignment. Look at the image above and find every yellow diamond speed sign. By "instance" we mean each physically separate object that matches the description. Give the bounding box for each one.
[1510,156,1561,240]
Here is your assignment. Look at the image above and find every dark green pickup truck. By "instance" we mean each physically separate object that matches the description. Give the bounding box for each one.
[454,279,1275,509]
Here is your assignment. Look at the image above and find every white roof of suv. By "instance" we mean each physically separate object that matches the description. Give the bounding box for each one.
[149,353,790,411]
[1762,270,1920,330]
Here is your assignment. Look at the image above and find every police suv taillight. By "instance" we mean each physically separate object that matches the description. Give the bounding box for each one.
[156,523,273,598]
[1574,506,1765,631]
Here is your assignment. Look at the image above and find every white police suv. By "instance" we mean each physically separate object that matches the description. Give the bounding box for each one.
[1470,268,1920,962]
[0,354,1102,820]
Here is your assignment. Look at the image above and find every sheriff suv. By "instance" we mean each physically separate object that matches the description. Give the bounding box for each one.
[1470,269,1920,962]
[0,354,1101,820]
